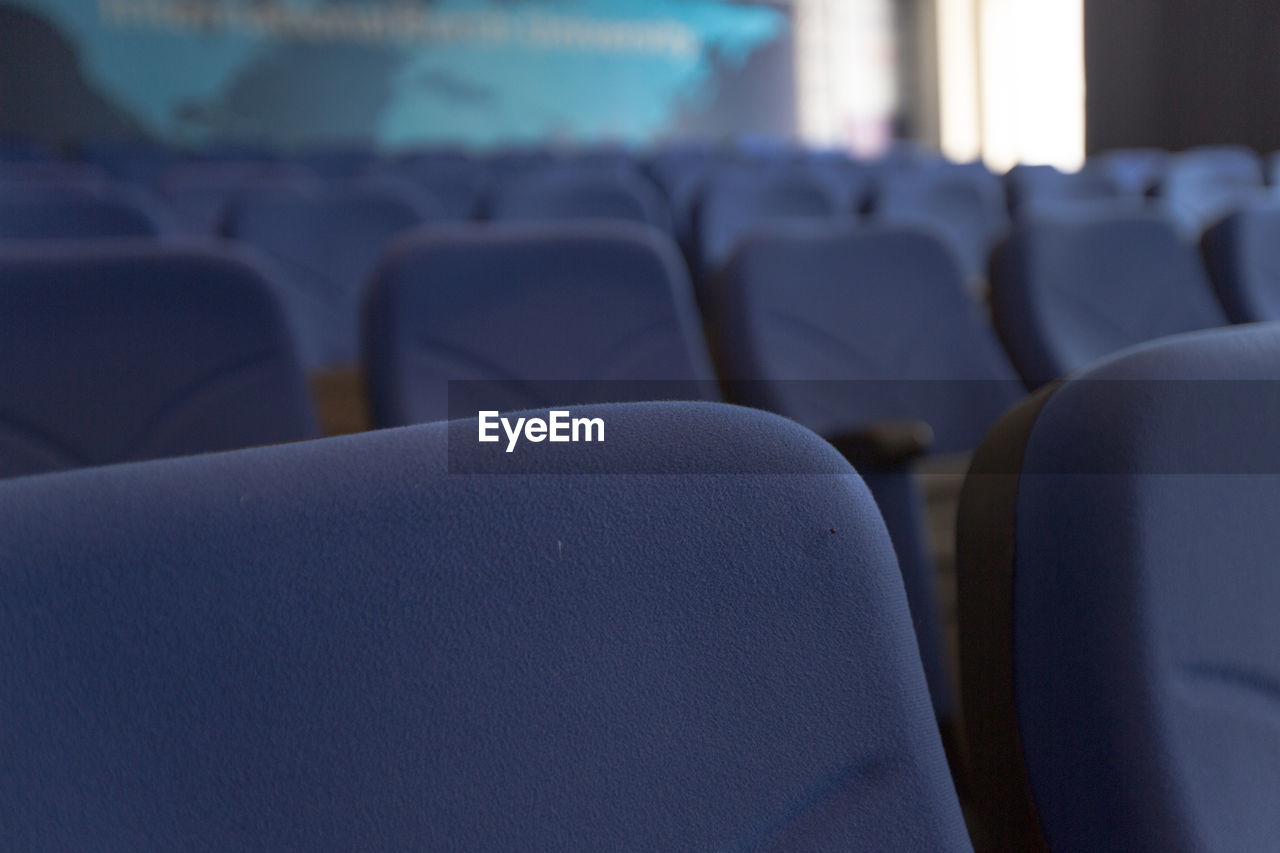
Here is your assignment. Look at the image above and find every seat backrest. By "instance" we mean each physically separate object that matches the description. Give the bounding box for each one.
[1200,201,1280,323]
[0,400,971,851]
[488,167,672,233]
[873,164,1009,280]
[0,242,317,479]
[0,185,169,240]
[0,161,109,188]
[369,156,489,220]
[1006,164,1118,215]
[990,209,1226,388]
[1158,145,1266,233]
[958,324,1280,852]
[1089,147,1168,196]
[695,168,846,273]
[715,225,1023,453]
[158,162,317,234]
[221,182,435,369]
[363,222,719,427]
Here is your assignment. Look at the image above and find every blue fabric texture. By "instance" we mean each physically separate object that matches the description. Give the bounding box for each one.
[1000,325,1280,851]
[1201,202,1280,323]
[488,167,672,233]
[695,169,847,274]
[0,241,318,479]
[713,224,1023,722]
[1157,145,1267,234]
[221,182,437,369]
[991,209,1227,388]
[872,163,1009,279]
[0,184,170,240]
[364,221,720,427]
[716,224,1023,453]
[0,400,970,851]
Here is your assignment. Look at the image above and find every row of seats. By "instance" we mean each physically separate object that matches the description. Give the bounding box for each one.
[3,323,1277,850]
[7,203,1280,730]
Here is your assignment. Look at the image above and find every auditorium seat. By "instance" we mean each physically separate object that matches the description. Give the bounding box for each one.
[364,222,719,427]
[1157,145,1268,233]
[0,138,49,162]
[712,224,1024,726]
[158,162,317,234]
[0,401,971,850]
[1200,202,1280,323]
[368,155,489,220]
[290,145,375,179]
[0,161,109,188]
[958,324,1280,852]
[487,167,672,233]
[1088,147,1168,196]
[0,242,317,479]
[221,182,437,369]
[990,208,1227,388]
[694,168,848,276]
[1005,164,1118,215]
[77,139,175,185]
[0,185,172,240]
[872,162,1009,282]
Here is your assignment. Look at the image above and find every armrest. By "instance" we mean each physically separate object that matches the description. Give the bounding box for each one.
[827,419,934,472]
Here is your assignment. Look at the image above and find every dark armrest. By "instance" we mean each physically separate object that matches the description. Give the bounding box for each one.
[827,419,934,471]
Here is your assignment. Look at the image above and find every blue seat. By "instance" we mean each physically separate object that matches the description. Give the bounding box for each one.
[488,167,672,233]
[958,324,1280,851]
[1005,164,1118,215]
[77,139,174,184]
[158,162,317,234]
[872,162,1009,281]
[1201,202,1280,323]
[364,222,719,428]
[369,156,489,220]
[1088,147,1168,196]
[991,209,1227,388]
[0,242,317,479]
[1157,145,1267,234]
[0,138,49,162]
[713,224,1024,725]
[290,145,375,179]
[0,185,170,240]
[695,168,848,275]
[0,161,109,188]
[0,400,971,851]
[221,182,436,369]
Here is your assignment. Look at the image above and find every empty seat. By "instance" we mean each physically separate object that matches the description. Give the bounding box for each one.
[364,222,719,427]
[872,162,1009,282]
[713,224,1025,725]
[369,156,489,219]
[0,185,170,240]
[991,209,1227,388]
[77,139,174,184]
[0,161,109,188]
[221,182,436,369]
[1157,145,1267,233]
[0,242,317,479]
[488,167,672,233]
[1201,201,1280,323]
[1088,147,1168,196]
[1005,164,1118,215]
[157,162,317,234]
[958,324,1280,851]
[290,145,375,179]
[0,400,970,850]
[695,168,848,275]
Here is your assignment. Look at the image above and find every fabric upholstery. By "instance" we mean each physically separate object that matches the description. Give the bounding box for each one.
[991,209,1227,388]
[0,400,971,851]
[221,182,436,369]
[364,222,720,427]
[959,324,1280,852]
[0,241,317,479]
[1200,202,1280,323]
